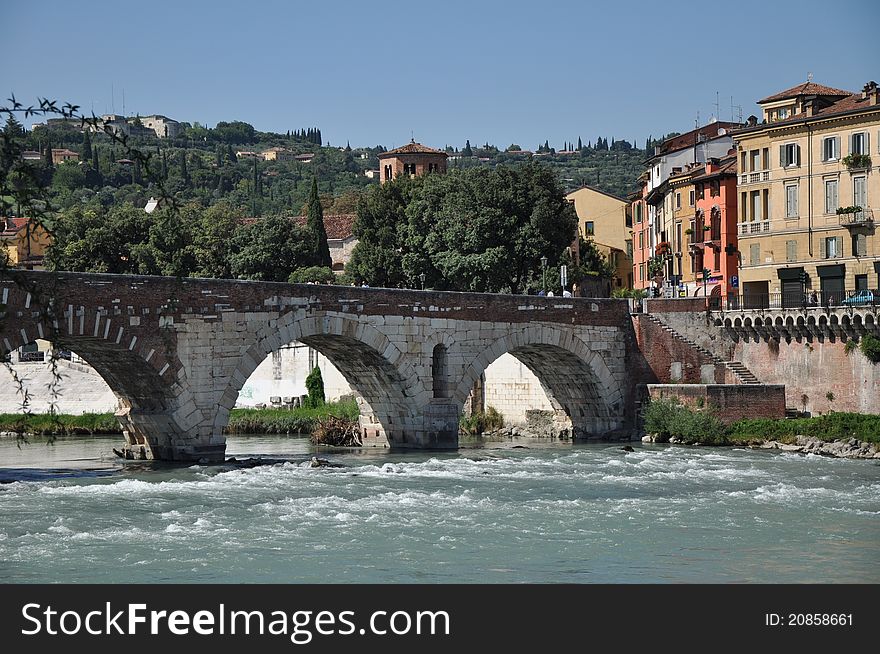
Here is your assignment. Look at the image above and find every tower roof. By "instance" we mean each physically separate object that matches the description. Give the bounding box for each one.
[379,140,447,158]
[758,82,852,104]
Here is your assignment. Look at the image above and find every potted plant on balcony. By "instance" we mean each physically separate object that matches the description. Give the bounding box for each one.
[842,153,871,170]
[836,205,862,215]
[684,227,694,236]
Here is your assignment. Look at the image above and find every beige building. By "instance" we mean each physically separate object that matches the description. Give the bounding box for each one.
[262,147,294,162]
[734,80,880,306]
[565,185,632,289]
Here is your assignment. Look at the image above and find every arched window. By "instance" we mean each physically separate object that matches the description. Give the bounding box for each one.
[432,344,449,399]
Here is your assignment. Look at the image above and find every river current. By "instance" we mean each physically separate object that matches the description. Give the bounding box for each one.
[0,435,877,583]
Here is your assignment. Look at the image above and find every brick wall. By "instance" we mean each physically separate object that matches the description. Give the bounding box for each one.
[631,314,723,383]
[734,338,880,415]
[643,383,786,422]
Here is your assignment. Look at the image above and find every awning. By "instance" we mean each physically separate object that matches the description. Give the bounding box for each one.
[817,264,846,279]
[777,267,804,281]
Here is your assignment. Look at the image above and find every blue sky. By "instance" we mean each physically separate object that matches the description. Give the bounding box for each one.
[3,0,877,150]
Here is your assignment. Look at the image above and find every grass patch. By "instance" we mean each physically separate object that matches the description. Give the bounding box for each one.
[728,412,880,444]
[225,397,359,434]
[643,398,880,445]
[460,406,505,435]
[0,412,119,435]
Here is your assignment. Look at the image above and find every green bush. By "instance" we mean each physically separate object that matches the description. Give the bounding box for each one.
[288,266,337,284]
[844,339,857,356]
[728,412,880,444]
[859,334,880,363]
[460,406,505,435]
[641,397,729,444]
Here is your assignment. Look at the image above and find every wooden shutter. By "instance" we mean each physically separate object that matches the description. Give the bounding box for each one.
[794,144,801,166]
[820,237,827,259]
[866,132,871,155]
[786,240,797,262]
[779,144,787,168]
[750,243,760,265]
[856,233,867,257]
[836,236,844,258]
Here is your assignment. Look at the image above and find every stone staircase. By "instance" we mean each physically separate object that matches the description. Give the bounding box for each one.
[642,314,761,385]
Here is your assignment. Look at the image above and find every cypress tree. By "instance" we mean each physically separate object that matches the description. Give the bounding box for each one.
[81,130,92,159]
[462,140,473,157]
[133,158,142,185]
[307,177,332,268]
[215,147,223,168]
[578,136,583,150]
[226,144,236,164]
[161,150,168,179]
[43,139,53,167]
[91,145,99,171]
[179,150,189,183]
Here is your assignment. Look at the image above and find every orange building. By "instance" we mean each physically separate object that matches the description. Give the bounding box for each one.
[689,153,740,298]
[378,140,447,184]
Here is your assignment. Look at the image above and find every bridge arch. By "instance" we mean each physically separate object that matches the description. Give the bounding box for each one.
[217,312,427,447]
[453,326,625,439]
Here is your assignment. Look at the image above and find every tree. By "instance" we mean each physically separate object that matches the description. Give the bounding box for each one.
[179,150,189,184]
[349,163,578,294]
[305,366,325,408]
[307,177,332,268]
[462,140,473,157]
[191,203,242,278]
[577,136,582,150]
[3,115,24,138]
[228,215,312,281]
[81,130,92,160]
[288,266,336,284]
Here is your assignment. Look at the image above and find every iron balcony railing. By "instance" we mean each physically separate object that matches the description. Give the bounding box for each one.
[724,289,880,311]
[838,208,874,227]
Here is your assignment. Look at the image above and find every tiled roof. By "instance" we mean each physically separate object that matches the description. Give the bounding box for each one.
[758,82,852,104]
[379,141,447,158]
[655,122,740,156]
[689,155,738,182]
[738,92,880,131]
[2,217,32,236]
[293,213,356,240]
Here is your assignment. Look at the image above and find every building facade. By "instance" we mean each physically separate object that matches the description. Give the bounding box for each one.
[565,185,632,289]
[1,217,52,269]
[378,140,447,184]
[734,80,880,306]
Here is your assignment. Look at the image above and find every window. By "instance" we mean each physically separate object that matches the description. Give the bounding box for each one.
[428,163,438,173]
[822,236,842,258]
[785,240,797,262]
[676,193,681,210]
[822,136,839,161]
[639,264,644,281]
[780,143,800,167]
[384,164,393,179]
[585,221,595,235]
[688,190,695,206]
[751,190,762,221]
[785,184,799,218]
[689,219,695,242]
[638,231,644,249]
[778,107,788,119]
[676,222,682,252]
[749,243,760,265]
[403,163,417,175]
[852,233,867,257]
[750,150,761,172]
[850,132,869,155]
[824,179,838,214]
[853,175,867,210]
[635,203,643,223]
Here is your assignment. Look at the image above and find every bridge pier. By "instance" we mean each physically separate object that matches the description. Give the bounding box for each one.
[116,408,226,462]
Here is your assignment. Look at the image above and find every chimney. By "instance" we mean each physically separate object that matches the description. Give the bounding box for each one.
[747,115,758,127]
[864,81,879,106]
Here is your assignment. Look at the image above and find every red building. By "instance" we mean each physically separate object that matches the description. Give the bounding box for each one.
[378,140,447,184]
[690,153,739,298]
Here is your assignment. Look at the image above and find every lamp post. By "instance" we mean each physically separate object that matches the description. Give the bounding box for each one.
[540,256,548,294]
[419,272,426,290]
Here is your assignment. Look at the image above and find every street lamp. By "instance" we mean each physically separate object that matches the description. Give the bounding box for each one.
[540,256,548,294]
[419,272,426,290]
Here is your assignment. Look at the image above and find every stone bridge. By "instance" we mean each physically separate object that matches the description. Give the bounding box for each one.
[0,271,647,462]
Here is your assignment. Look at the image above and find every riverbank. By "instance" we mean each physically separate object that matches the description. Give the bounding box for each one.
[0,398,360,438]
[641,401,880,459]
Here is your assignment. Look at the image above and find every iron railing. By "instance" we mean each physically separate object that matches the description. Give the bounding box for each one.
[724,289,879,311]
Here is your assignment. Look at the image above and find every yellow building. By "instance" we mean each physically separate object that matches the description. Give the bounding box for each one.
[1,217,51,269]
[565,185,632,289]
[734,80,880,305]
[668,166,699,291]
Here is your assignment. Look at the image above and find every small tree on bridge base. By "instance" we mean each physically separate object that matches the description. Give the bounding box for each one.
[305,366,325,408]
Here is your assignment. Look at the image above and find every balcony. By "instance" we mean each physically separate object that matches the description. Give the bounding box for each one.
[739,171,770,185]
[838,207,873,228]
[739,220,771,235]
[843,154,872,172]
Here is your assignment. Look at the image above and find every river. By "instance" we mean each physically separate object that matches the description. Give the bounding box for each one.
[0,435,877,583]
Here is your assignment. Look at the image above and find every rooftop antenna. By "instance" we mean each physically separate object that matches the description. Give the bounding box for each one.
[712,91,720,122]
[410,130,414,143]
[122,89,125,117]
[111,83,114,114]
[730,96,743,123]
[695,110,700,129]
